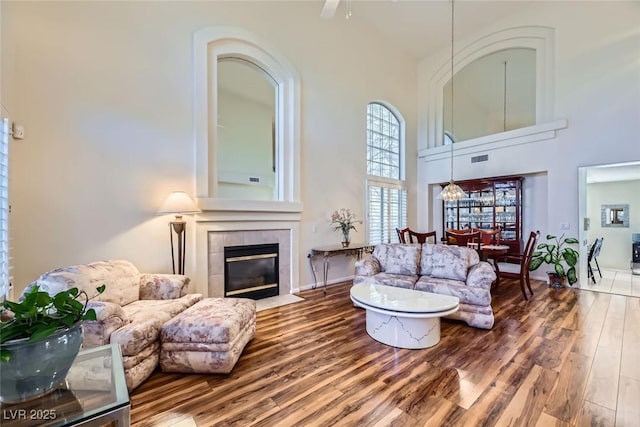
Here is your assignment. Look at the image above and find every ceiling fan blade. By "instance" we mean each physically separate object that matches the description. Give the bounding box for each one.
[320,0,340,18]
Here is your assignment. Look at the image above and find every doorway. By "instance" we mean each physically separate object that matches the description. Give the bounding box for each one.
[578,161,640,297]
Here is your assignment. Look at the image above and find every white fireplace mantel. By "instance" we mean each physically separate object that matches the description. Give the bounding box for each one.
[194,209,301,298]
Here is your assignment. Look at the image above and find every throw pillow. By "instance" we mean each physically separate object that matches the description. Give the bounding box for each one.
[421,244,470,281]
[373,243,421,275]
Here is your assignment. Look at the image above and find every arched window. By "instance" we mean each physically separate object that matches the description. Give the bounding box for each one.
[366,102,407,244]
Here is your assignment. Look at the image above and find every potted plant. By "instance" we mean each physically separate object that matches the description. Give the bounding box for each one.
[0,284,104,403]
[529,233,580,287]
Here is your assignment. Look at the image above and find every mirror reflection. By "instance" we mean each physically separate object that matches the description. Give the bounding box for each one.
[216,57,277,200]
[443,48,536,142]
[601,204,629,227]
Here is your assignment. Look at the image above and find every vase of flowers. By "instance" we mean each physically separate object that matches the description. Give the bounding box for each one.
[331,208,362,248]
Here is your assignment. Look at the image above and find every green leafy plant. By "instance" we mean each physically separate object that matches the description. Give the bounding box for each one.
[0,284,105,362]
[529,234,580,286]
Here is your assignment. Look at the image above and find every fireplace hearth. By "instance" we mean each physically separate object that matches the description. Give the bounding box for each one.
[224,243,279,300]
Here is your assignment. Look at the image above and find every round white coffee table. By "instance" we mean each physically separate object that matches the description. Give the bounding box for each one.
[350,282,459,349]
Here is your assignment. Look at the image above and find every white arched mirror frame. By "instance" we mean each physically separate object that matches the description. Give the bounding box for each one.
[193,26,301,211]
[423,26,555,148]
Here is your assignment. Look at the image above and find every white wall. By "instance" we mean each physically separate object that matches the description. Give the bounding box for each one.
[587,180,640,270]
[2,1,418,293]
[418,1,640,275]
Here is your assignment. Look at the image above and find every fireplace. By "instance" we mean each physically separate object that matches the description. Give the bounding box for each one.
[224,243,279,300]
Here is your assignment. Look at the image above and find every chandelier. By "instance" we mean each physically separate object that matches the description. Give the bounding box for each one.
[439,0,466,202]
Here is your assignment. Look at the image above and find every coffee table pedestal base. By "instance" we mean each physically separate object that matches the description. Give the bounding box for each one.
[365,310,441,349]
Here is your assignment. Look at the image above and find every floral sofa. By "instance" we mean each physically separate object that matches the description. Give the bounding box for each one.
[21,260,202,391]
[354,243,496,329]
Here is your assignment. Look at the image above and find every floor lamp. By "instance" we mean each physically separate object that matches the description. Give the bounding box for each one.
[157,191,201,275]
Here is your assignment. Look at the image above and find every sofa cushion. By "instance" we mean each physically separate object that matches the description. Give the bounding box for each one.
[33,260,141,306]
[110,317,166,356]
[373,243,421,275]
[114,295,202,355]
[358,273,418,289]
[139,274,191,300]
[420,244,478,281]
[123,295,202,323]
[415,276,491,306]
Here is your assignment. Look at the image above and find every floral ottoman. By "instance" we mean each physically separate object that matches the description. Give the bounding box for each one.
[159,298,256,374]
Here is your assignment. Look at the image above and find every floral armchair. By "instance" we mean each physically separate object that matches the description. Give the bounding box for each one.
[21,260,202,391]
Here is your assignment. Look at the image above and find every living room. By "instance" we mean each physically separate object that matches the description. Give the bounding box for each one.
[2,1,639,294]
[1,0,639,425]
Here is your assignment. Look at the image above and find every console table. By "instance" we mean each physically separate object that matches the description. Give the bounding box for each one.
[309,243,374,294]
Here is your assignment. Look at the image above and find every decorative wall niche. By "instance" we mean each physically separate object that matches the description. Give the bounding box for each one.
[193,26,302,213]
[443,47,537,142]
[421,26,556,149]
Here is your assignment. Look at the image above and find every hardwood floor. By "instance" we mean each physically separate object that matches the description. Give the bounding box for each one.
[579,267,640,298]
[130,278,640,426]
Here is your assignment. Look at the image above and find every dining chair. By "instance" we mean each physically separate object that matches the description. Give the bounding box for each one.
[494,230,540,300]
[407,229,437,244]
[475,228,501,246]
[445,229,481,247]
[587,237,604,284]
[396,227,409,244]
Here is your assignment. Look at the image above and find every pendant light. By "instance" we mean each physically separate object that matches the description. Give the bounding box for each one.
[503,60,508,132]
[439,0,466,202]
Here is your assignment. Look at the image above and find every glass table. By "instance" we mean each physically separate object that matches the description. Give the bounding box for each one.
[0,344,130,426]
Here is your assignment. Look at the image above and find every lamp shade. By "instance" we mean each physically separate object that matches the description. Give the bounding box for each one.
[157,191,201,215]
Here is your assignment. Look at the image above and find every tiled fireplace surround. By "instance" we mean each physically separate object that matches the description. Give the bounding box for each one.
[194,217,300,298]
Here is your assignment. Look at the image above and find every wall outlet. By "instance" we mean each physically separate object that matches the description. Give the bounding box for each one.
[560,222,570,230]
[312,225,317,233]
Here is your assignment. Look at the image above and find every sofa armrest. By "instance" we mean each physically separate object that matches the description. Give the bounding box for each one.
[466,262,496,290]
[354,256,381,277]
[82,301,129,348]
[139,274,190,300]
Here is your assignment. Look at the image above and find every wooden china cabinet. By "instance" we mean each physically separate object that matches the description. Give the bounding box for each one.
[442,175,523,255]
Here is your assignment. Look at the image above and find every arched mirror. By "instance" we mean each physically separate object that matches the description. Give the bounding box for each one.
[443,48,536,142]
[216,58,278,201]
[194,26,301,210]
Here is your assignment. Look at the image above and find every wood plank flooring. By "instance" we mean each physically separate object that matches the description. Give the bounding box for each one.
[130,278,640,426]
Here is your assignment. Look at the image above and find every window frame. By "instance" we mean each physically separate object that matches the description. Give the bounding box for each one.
[366,102,407,245]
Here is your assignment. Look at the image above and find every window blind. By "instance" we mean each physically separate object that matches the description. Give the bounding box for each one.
[367,183,407,245]
[0,116,10,301]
